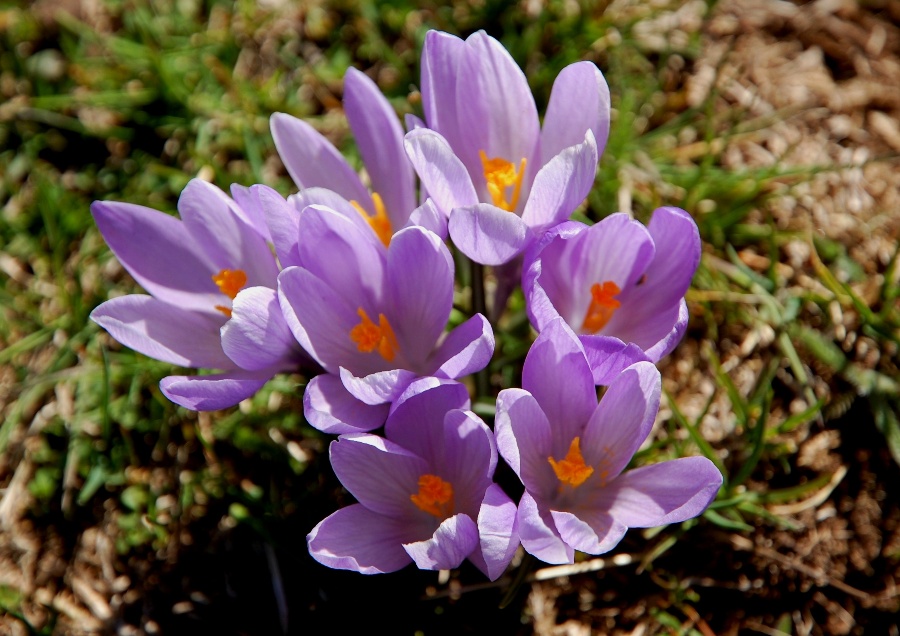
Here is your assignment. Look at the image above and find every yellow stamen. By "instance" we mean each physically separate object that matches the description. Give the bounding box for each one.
[211,269,247,318]
[350,192,393,247]
[581,281,621,333]
[349,308,398,362]
[548,437,594,488]
[479,150,527,212]
[410,474,454,519]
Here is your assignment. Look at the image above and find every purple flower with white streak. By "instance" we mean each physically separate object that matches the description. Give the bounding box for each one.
[495,318,722,565]
[404,30,610,265]
[523,207,701,384]
[271,68,445,244]
[278,205,494,434]
[90,179,309,411]
[307,380,519,579]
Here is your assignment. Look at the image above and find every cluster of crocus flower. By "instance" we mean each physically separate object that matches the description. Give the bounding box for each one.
[91,29,722,579]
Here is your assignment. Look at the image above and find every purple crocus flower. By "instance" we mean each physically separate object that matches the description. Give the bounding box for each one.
[90,179,308,410]
[523,207,701,385]
[270,67,445,243]
[277,204,494,434]
[403,30,609,265]
[495,318,722,565]
[307,379,519,579]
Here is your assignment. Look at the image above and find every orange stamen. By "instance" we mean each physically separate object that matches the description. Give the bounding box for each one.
[581,281,621,333]
[410,474,454,519]
[211,269,247,318]
[350,192,392,247]
[548,437,594,488]
[349,308,398,362]
[479,150,527,212]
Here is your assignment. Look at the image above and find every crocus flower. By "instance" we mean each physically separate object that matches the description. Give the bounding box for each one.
[495,318,722,565]
[403,29,610,265]
[277,204,494,433]
[91,179,308,410]
[523,206,701,384]
[307,380,519,579]
[270,67,445,244]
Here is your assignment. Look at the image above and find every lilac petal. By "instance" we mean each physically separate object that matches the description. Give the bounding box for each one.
[448,203,530,266]
[404,128,478,219]
[220,286,299,371]
[520,131,598,232]
[229,183,271,242]
[303,374,390,434]
[435,410,497,516]
[343,67,416,228]
[91,295,232,369]
[385,380,472,456]
[255,184,301,268]
[329,434,429,518]
[430,314,494,380]
[517,491,573,565]
[581,361,661,480]
[550,509,627,556]
[307,504,413,574]
[403,513,479,571]
[270,112,370,204]
[457,31,540,192]
[420,30,466,151]
[521,319,596,448]
[599,456,723,527]
[159,370,270,411]
[91,200,220,313]
[541,62,611,165]
[405,199,448,240]
[178,179,278,288]
[339,367,418,406]
[580,335,653,385]
[288,187,373,238]
[643,300,689,362]
[494,388,555,498]
[468,484,519,581]
[522,221,586,332]
[385,227,453,369]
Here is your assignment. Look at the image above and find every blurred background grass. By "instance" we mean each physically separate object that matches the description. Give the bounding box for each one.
[1,0,899,634]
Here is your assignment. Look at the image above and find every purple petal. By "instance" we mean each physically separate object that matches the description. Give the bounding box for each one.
[448,203,530,266]
[307,504,413,574]
[522,221,586,332]
[385,380,472,457]
[430,314,494,380]
[521,319,596,448]
[270,112,370,204]
[91,200,220,313]
[643,300,689,362]
[255,184,301,268]
[91,295,232,369]
[178,179,278,289]
[580,335,653,385]
[435,410,497,516]
[385,227,453,369]
[220,286,300,371]
[581,361,661,480]
[517,491,573,565]
[420,30,466,152]
[289,187,373,237]
[229,183,271,243]
[520,131,598,232]
[303,374,390,434]
[540,62,611,165]
[405,199,448,240]
[550,509,627,556]
[468,484,519,581]
[599,456,723,527]
[404,128,478,218]
[159,370,270,411]
[339,367,418,406]
[343,67,416,228]
[403,513,479,571]
[495,388,556,499]
[329,434,429,518]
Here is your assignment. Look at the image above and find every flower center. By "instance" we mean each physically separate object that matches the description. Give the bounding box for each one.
[349,307,398,362]
[410,474,454,519]
[548,437,594,488]
[479,150,526,212]
[581,281,621,333]
[212,268,247,317]
[350,192,392,247]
